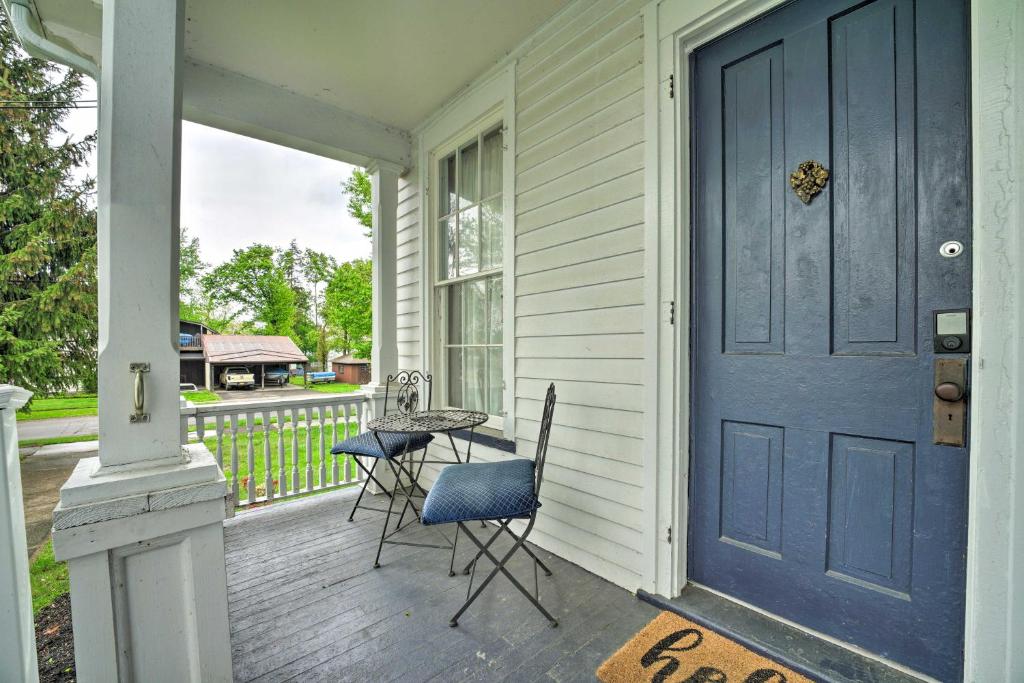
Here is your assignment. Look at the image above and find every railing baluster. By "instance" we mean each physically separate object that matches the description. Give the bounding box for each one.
[290,407,300,493]
[246,411,256,503]
[262,409,272,502]
[229,413,240,505]
[355,401,365,482]
[319,405,327,488]
[196,412,205,442]
[277,408,287,497]
[305,406,314,491]
[214,414,224,470]
[331,403,340,486]
[342,404,353,483]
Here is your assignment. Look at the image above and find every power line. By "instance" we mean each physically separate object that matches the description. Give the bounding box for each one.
[0,99,97,110]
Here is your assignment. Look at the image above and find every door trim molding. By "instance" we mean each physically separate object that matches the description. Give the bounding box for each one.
[644,0,1024,680]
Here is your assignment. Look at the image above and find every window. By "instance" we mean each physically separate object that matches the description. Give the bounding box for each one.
[435,124,504,424]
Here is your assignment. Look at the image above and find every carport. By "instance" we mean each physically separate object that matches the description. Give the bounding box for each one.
[200,334,309,390]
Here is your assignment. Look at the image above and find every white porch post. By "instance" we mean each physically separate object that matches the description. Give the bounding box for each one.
[364,160,402,390]
[360,161,402,492]
[0,385,37,683]
[50,0,232,680]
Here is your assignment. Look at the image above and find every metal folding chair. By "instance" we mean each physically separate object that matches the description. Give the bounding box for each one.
[420,383,558,627]
[331,371,433,523]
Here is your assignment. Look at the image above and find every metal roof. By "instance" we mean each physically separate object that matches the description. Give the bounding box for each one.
[202,335,308,365]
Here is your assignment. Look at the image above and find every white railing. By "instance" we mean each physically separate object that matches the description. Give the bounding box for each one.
[1,385,38,683]
[180,393,369,509]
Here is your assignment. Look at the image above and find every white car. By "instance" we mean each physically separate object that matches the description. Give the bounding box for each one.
[219,366,255,389]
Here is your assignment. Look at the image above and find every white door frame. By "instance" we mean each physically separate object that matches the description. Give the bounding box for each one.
[643,0,1024,680]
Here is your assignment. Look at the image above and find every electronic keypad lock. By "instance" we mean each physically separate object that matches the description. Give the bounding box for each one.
[933,309,971,353]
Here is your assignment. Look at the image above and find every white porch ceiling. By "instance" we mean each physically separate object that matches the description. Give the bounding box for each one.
[24,0,572,133]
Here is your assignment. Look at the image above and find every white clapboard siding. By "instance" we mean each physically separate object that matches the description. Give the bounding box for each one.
[516,196,643,254]
[398,0,649,591]
[513,0,648,584]
[396,171,421,371]
[516,304,643,338]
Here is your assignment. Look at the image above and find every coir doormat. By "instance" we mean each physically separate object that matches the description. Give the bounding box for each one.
[597,611,814,683]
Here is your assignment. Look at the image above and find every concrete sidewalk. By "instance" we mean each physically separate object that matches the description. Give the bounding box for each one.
[17,414,98,441]
[20,441,98,559]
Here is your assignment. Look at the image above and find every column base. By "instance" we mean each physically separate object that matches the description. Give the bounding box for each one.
[52,444,233,682]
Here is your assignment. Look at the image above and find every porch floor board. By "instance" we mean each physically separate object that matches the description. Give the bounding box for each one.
[224,489,658,682]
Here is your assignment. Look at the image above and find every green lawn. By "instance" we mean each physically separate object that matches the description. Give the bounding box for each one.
[200,423,361,504]
[16,394,97,421]
[19,434,98,448]
[30,540,69,615]
[289,376,360,394]
[182,389,220,403]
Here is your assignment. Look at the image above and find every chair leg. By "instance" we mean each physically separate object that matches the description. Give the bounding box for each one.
[347,457,396,522]
[393,446,429,531]
[460,519,512,575]
[449,518,558,628]
[372,460,404,568]
[460,521,552,577]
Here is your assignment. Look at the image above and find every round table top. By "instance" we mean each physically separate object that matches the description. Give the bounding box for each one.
[368,409,489,435]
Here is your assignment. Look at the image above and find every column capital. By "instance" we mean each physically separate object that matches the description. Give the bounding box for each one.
[365,159,406,177]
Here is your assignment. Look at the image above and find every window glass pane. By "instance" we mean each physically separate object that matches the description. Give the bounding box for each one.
[438,154,456,217]
[459,141,478,208]
[462,348,486,412]
[447,348,463,408]
[458,207,480,276]
[481,197,503,270]
[446,284,462,345]
[463,279,488,345]
[481,128,502,198]
[487,347,503,415]
[439,218,456,279]
[487,276,502,344]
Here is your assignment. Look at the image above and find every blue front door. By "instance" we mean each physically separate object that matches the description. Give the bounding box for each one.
[689,0,970,679]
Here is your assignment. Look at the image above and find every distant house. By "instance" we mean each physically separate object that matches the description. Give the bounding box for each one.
[330,356,370,385]
[179,320,216,388]
[178,320,309,389]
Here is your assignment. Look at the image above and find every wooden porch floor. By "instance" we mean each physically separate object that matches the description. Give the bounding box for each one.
[224,489,658,682]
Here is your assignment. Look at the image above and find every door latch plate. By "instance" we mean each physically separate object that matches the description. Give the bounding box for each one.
[933,358,967,446]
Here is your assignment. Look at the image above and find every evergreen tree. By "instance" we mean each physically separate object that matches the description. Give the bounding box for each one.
[0,13,97,395]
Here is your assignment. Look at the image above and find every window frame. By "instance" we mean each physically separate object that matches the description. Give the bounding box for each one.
[430,114,507,433]
[418,66,515,442]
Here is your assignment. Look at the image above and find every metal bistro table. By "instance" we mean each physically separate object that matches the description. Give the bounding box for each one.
[367,408,488,572]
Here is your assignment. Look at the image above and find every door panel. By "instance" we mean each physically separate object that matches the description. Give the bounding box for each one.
[831,0,917,354]
[689,1,970,680]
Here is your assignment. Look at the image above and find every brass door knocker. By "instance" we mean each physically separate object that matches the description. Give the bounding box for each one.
[789,160,829,204]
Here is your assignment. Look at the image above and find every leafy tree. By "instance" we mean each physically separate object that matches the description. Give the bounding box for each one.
[302,248,336,328]
[324,259,372,359]
[202,244,296,337]
[0,13,97,395]
[178,225,215,325]
[341,169,372,238]
[275,239,315,352]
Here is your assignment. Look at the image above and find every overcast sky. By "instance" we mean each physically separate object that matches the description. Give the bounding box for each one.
[63,78,371,268]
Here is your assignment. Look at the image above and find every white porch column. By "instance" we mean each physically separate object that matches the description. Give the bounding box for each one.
[364,160,402,389]
[51,1,232,680]
[94,0,183,469]
[360,161,402,492]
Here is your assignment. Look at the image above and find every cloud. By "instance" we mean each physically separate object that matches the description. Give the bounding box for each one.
[57,76,371,268]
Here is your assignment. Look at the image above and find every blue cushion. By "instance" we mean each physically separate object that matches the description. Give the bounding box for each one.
[330,430,433,460]
[421,458,539,526]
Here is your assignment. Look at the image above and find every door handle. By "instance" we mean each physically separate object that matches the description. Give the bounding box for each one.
[934,382,964,402]
[933,359,967,446]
